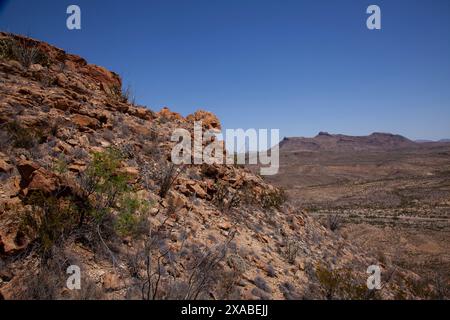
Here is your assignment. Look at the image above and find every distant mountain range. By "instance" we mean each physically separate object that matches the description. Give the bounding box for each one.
[278,132,450,153]
[279,132,421,152]
[416,139,450,143]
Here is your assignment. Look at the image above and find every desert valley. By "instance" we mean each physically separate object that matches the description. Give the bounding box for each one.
[263,132,450,286]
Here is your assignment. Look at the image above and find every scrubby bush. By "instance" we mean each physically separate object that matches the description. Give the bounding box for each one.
[284,238,301,264]
[21,192,79,255]
[53,154,68,175]
[115,194,150,237]
[327,214,342,232]
[110,84,135,104]
[261,188,286,210]
[3,120,42,149]
[315,264,370,300]
[78,148,129,224]
[213,181,240,213]
[157,163,184,198]
[15,249,103,300]
[0,37,49,68]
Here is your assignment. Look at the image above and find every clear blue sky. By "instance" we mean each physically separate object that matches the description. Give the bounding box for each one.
[1,0,449,140]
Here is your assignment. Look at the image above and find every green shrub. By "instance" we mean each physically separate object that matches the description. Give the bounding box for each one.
[53,154,68,175]
[115,194,150,237]
[78,148,130,225]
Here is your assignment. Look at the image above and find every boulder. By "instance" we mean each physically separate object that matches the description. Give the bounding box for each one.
[71,114,100,129]
[157,107,182,121]
[186,110,221,131]
[16,160,40,183]
[29,64,43,72]
[27,168,59,193]
[17,160,58,194]
[187,182,207,199]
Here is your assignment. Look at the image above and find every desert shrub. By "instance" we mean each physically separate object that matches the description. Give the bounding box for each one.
[21,192,79,255]
[0,37,49,68]
[111,84,135,104]
[315,264,370,300]
[132,232,237,300]
[315,264,343,300]
[157,163,184,198]
[279,282,302,300]
[17,264,61,300]
[254,276,272,293]
[100,129,115,142]
[73,146,88,160]
[327,214,341,231]
[213,181,240,213]
[396,272,449,300]
[119,142,136,159]
[81,148,128,198]
[3,120,42,149]
[122,85,135,105]
[114,194,150,237]
[266,264,277,278]
[125,213,187,300]
[284,238,301,264]
[53,154,69,175]
[183,231,236,300]
[36,72,56,87]
[261,188,286,210]
[77,148,130,226]
[16,249,103,300]
[0,129,9,150]
[217,253,247,299]
[432,272,450,299]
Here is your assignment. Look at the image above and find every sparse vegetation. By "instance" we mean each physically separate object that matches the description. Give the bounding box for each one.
[213,181,240,213]
[156,163,184,198]
[21,192,79,256]
[114,194,150,237]
[315,264,373,300]
[1,33,448,301]
[77,148,129,225]
[260,188,286,210]
[0,37,49,68]
[284,238,301,264]
[2,120,42,149]
[327,214,341,232]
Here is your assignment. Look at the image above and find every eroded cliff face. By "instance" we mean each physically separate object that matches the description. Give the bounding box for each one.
[0,33,421,300]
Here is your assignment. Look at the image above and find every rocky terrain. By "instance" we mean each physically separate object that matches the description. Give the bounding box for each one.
[264,132,450,296]
[0,33,444,300]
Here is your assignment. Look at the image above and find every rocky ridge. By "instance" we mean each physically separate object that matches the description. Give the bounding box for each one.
[0,33,424,300]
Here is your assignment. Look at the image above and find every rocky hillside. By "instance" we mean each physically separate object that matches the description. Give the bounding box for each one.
[0,33,429,300]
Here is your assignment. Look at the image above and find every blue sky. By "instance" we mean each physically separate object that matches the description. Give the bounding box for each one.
[1,0,449,140]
